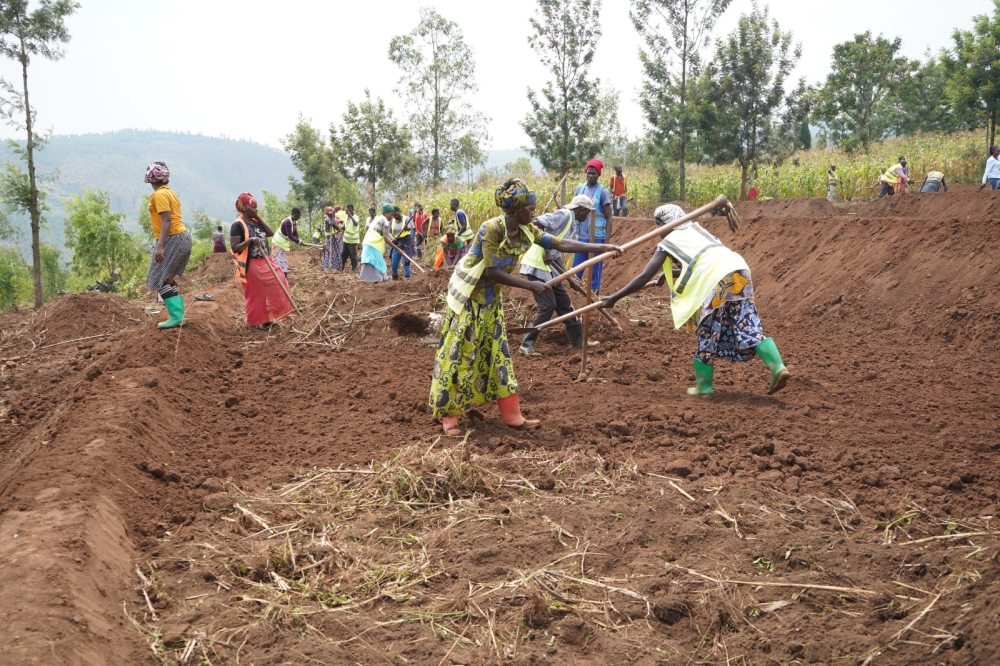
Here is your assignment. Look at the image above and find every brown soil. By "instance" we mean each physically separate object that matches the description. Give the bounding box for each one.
[3,189,1000,665]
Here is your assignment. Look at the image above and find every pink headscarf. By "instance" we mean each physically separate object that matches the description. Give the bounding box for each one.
[235,192,257,212]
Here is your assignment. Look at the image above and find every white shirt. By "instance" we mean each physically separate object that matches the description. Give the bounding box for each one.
[983,156,1000,183]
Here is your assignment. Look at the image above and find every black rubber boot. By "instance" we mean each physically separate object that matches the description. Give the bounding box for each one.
[519,331,539,356]
[566,319,600,350]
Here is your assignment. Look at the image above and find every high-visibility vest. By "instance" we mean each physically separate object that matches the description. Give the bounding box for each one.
[574,184,607,238]
[657,222,749,329]
[342,214,361,243]
[231,217,252,283]
[446,217,535,315]
[521,211,573,272]
[272,217,293,252]
[880,164,904,184]
[390,217,411,239]
[925,170,944,184]
[455,210,474,241]
[362,216,388,253]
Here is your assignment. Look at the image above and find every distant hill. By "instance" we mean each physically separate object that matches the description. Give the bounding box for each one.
[0,130,296,255]
[484,149,541,172]
[0,131,535,258]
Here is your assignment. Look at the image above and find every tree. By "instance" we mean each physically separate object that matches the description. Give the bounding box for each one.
[521,0,604,203]
[39,242,65,300]
[335,90,415,204]
[64,189,146,283]
[450,134,487,186]
[0,0,78,308]
[703,5,803,199]
[812,32,912,151]
[389,7,487,187]
[0,245,29,308]
[282,116,331,233]
[888,54,973,137]
[944,0,1000,155]
[631,0,731,199]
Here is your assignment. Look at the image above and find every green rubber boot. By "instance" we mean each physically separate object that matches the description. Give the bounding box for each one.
[755,337,789,394]
[687,359,714,397]
[158,294,185,329]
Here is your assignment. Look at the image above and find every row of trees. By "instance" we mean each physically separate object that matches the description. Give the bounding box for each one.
[521,0,1000,201]
[280,7,494,231]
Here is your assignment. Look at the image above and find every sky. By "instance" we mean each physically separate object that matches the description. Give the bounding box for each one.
[1,0,988,151]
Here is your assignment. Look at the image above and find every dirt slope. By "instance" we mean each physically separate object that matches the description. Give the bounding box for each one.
[2,189,1000,665]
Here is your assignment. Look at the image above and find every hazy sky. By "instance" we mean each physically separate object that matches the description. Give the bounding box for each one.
[2,0,986,150]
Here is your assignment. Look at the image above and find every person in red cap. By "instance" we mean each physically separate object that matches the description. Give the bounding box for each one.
[571,159,614,293]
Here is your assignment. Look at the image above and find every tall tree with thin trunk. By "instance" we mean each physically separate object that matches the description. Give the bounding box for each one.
[703,4,802,200]
[943,0,1000,156]
[521,0,604,204]
[0,0,77,308]
[388,7,486,187]
[631,0,731,200]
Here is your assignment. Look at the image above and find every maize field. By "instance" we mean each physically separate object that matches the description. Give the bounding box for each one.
[397,131,989,226]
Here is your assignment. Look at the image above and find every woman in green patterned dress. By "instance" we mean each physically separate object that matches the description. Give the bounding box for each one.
[429,178,620,436]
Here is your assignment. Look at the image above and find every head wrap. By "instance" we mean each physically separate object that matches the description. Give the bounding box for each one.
[333,205,341,212]
[235,192,257,213]
[381,204,394,215]
[324,206,334,215]
[653,204,686,227]
[585,159,604,176]
[144,161,169,183]
[494,178,537,214]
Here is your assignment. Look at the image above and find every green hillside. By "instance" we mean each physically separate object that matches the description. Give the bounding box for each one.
[0,130,296,254]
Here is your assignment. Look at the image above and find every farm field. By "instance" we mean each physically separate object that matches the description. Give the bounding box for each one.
[2,186,1000,665]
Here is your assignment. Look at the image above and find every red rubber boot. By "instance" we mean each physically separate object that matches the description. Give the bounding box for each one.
[497,394,540,430]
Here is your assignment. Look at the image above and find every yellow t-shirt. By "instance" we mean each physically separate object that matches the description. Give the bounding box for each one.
[148,185,186,237]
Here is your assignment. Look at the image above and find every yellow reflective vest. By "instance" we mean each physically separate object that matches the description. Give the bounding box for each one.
[447,218,536,315]
[658,223,750,329]
[362,216,388,254]
[880,164,904,184]
[521,211,573,273]
[342,214,361,244]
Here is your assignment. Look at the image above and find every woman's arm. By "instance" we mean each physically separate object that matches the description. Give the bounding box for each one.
[602,250,668,308]
[555,238,619,255]
[484,267,549,295]
[251,215,275,237]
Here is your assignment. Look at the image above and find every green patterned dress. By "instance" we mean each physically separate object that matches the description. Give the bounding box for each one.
[429,217,556,418]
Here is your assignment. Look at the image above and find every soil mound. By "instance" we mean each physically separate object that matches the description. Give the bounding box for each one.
[184,251,236,285]
[734,197,840,218]
[390,311,430,336]
[25,291,147,346]
[861,184,1000,219]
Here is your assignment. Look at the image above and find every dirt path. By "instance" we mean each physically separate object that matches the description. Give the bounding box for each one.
[2,189,1000,665]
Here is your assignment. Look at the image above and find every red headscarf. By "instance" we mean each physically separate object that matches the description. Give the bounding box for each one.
[236,192,257,212]
[585,159,604,176]
[333,205,341,213]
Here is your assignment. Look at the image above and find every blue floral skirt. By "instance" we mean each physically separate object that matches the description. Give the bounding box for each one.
[694,298,766,364]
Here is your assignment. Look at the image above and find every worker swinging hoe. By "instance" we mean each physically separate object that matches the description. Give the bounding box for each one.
[513,195,789,397]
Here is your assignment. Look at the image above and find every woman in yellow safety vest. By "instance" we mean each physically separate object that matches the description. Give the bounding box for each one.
[340,203,361,272]
[429,178,620,436]
[601,204,789,397]
[360,204,406,283]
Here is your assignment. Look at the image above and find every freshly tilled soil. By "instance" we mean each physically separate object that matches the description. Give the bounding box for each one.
[1,187,1000,665]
